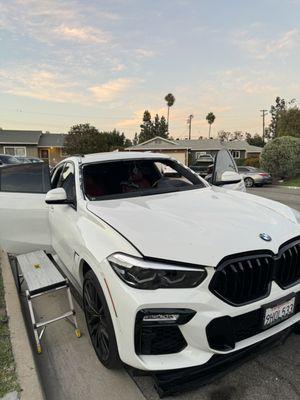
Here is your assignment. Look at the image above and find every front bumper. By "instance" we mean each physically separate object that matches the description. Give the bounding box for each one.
[100,259,300,371]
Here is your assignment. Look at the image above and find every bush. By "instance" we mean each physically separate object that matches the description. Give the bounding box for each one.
[261,136,300,178]
[244,157,260,168]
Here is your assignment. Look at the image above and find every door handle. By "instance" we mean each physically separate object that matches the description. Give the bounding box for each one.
[50,205,54,212]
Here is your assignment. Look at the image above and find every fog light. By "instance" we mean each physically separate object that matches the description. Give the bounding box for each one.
[143,314,179,322]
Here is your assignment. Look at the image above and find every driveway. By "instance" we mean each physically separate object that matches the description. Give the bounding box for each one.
[247,185,300,211]
[20,185,300,400]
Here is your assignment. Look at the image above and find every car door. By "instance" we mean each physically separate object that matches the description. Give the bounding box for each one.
[49,161,79,275]
[0,163,52,254]
[211,148,246,191]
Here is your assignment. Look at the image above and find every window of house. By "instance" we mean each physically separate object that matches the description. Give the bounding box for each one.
[4,146,26,157]
[231,150,240,159]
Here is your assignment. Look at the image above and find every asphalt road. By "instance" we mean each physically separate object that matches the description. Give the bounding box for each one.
[247,185,300,211]
[20,185,300,400]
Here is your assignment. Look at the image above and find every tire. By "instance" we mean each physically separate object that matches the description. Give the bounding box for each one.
[294,322,300,334]
[83,270,122,369]
[244,177,254,188]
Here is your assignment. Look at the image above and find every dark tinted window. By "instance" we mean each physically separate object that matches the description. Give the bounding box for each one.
[238,167,248,172]
[83,158,204,200]
[51,164,65,189]
[58,162,76,201]
[0,163,51,193]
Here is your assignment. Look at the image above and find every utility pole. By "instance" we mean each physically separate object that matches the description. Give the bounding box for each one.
[187,114,194,140]
[260,109,268,143]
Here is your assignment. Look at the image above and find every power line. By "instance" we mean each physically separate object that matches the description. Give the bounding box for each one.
[260,109,268,143]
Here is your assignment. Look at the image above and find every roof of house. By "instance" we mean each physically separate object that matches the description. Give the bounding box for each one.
[128,137,263,153]
[38,133,66,147]
[0,130,42,144]
[127,136,189,150]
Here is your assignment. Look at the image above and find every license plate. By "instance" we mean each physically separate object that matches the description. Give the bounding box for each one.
[262,295,295,329]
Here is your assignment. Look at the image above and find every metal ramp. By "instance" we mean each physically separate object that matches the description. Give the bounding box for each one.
[16,250,81,353]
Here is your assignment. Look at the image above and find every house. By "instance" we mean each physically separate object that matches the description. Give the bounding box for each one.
[126,137,189,165]
[127,137,263,165]
[0,129,67,166]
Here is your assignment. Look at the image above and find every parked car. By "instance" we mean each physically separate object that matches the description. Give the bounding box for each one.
[15,156,31,163]
[0,154,20,166]
[0,150,299,380]
[27,157,44,163]
[237,166,272,187]
[189,154,214,177]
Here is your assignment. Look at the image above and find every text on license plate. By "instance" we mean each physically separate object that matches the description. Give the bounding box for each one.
[263,297,295,329]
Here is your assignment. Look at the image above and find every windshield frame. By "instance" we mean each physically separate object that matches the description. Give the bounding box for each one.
[81,157,208,201]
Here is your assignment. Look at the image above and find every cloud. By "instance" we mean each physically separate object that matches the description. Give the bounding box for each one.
[232,28,299,59]
[89,78,136,102]
[111,63,126,72]
[0,68,85,103]
[135,48,156,58]
[0,1,112,45]
[54,25,110,43]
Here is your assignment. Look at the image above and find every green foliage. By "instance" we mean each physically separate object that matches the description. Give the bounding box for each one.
[236,157,261,168]
[164,93,175,107]
[277,108,300,138]
[138,110,169,143]
[65,124,131,155]
[246,133,264,147]
[244,157,261,168]
[206,112,216,125]
[261,136,300,178]
[266,96,300,139]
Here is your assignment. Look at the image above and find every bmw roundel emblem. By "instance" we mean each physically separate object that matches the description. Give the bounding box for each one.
[259,233,272,242]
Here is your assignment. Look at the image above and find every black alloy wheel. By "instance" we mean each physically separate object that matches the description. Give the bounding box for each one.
[244,177,254,188]
[83,270,121,369]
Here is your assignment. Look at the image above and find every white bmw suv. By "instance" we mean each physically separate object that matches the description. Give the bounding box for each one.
[0,150,299,378]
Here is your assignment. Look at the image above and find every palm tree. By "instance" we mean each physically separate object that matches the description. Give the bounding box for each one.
[206,112,216,138]
[164,93,175,132]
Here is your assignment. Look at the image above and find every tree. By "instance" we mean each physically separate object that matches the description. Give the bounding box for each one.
[245,133,264,147]
[218,130,231,142]
[138,111,169,143]
[232,131,244,140]
[65,124,131,154]
[132,133,138,146]
[276,107,300,138]
[139,110,154,143]
[206,112,216,138]
[261,136,300,178]
[268,97,298,139]
[164,93,175,131]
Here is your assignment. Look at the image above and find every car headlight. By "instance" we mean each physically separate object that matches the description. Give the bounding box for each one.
[291,208,300,224]
[108,253,207,290]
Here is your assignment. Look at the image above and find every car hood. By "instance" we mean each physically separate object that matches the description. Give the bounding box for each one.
[87,187,300,267]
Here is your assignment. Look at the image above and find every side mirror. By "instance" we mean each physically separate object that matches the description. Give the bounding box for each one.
[45,188,71,205]
[220,171,242,184]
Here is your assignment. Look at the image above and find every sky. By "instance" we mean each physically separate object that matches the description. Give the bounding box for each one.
[0,0,300,140]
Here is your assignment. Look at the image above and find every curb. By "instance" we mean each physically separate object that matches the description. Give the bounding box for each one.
[281,186,300,190]
[1,250,45,400]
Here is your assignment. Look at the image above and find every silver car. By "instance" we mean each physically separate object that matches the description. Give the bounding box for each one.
[237,166,272,188]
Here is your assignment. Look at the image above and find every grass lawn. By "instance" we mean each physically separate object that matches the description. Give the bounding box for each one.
[0,266,19,397]
[281,175,300,187]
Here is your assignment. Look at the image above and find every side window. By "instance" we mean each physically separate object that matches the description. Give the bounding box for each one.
[58,162,76,202]
[0,163,51,193]
[51,164,65,189]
